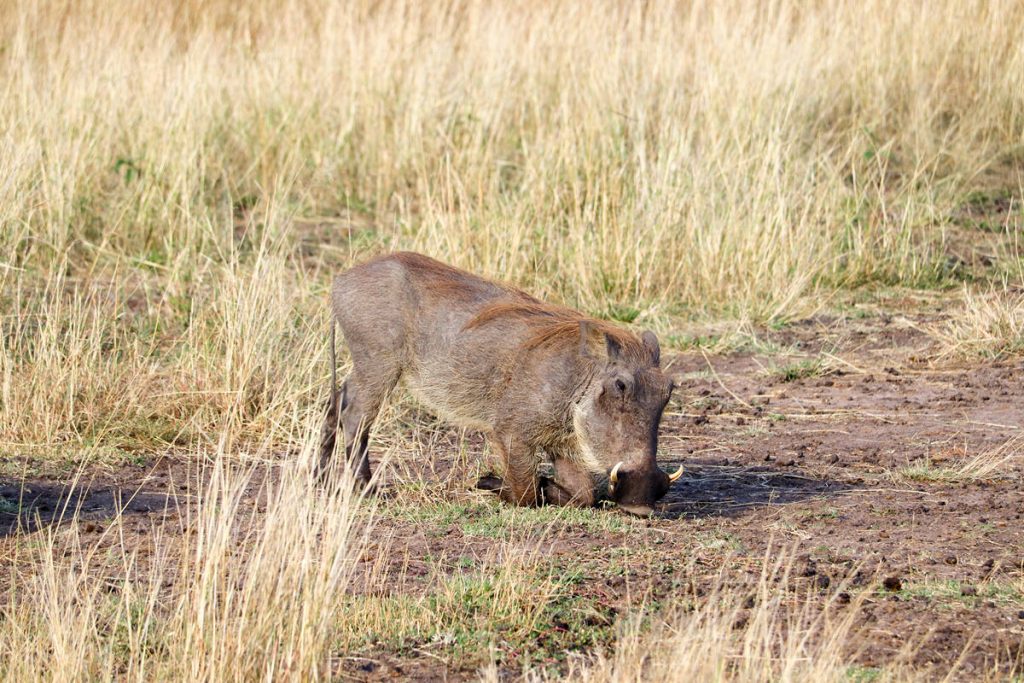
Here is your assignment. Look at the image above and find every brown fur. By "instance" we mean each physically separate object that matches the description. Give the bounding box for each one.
[465,301,651,359]
[318,252,677,515]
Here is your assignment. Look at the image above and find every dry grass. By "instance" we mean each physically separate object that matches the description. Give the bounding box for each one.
[930,287,1024,359]
[893,433,1024,484]
[0,432,370,680]
[3,0,1024,451]
[570,564,872,682]
[3,0,1024,679]
[950,434,1024,482]
[489,551,936,683]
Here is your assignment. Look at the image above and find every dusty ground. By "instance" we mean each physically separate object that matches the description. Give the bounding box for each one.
[2,304,1023,680]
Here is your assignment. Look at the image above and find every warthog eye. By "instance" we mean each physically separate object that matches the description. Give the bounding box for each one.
[614,379,626,393]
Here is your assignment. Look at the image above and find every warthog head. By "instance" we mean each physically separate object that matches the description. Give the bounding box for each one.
[573,324,682,516]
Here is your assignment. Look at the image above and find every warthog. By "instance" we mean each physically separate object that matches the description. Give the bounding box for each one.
[319,252,682,515]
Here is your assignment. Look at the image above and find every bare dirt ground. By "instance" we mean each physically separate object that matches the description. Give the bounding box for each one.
[3,304,1023,680]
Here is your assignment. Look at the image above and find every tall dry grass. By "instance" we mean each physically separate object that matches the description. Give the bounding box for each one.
[2,0,1024,452]
[554,561,888,683]
[0,430,371,681]
[489,549,985,683]
[930,286,1024,358]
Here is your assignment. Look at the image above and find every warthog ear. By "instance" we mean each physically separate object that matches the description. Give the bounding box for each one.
[641,330,660,366]
[604,332,623,361]
[579,321,626,362]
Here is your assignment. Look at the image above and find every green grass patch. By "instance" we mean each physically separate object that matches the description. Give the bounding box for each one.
[845,665,884,682]
[379,497,636,539]
[892,579,1024,608]
[602,304,642,324]
[767,358,829,382]
[332,558,616,668]
[0,495,21,515]
[895,459,962,483]
[665,331,784,355]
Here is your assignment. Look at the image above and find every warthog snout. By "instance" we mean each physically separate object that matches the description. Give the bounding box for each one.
[607,461,684,516]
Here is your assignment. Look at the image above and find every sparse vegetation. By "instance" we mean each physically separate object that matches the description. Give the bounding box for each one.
[380,497,635,539]
[894,579,1024,609]
[930,288,1024,359]
[545,554,898,683]
[336,555,564,665]
[768,358,832,383]
[893,435,1024,484]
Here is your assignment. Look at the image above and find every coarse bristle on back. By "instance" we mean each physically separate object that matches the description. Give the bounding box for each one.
[391,251,469,279]
[390,252,539,301]
[464,301,651,363]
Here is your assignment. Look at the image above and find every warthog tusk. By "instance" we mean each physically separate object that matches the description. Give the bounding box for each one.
[608,461,624,494]
[667,465,684,483]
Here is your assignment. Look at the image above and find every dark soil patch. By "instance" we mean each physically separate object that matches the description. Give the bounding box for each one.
[0,456,186,537]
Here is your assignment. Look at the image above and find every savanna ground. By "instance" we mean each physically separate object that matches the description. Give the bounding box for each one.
[2,1,1024,680]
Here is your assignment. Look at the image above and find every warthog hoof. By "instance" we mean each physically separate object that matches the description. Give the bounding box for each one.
[475,475,504,492]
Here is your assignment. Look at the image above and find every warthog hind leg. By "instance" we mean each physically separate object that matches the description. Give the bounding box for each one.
[320,367,400,488]
[344,369,399,485]
[318,379,347,477]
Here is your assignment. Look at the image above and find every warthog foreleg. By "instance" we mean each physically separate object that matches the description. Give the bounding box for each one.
[490,436,542,506]
[478,444,597,508]
[542,457,597,507]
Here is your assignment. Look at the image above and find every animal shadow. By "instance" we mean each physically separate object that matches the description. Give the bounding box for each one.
[0,477,178,538]
[658,458,858,520]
